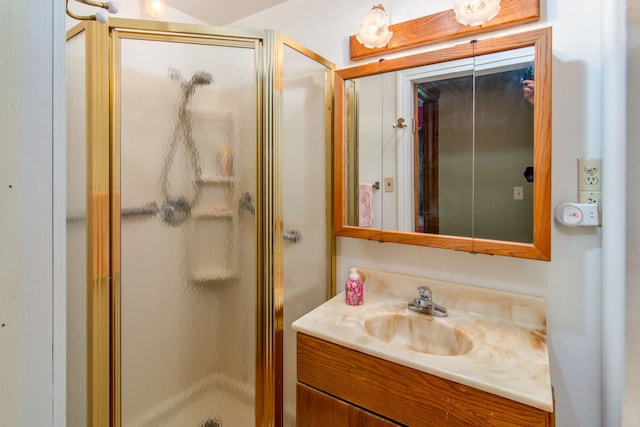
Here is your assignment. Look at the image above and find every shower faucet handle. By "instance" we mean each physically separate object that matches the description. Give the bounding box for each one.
[283,230,302,244]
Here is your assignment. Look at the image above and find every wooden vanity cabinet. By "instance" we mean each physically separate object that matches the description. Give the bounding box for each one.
[297,383,400,426]
[296,333,555,427]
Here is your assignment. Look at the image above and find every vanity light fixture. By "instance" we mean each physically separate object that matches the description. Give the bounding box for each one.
[356,4,393,49]
[145,0,167,18]
[66,0,119,23]
[453,0,501,26]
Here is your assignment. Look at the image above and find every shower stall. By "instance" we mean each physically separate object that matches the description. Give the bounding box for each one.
[66,19,334,426]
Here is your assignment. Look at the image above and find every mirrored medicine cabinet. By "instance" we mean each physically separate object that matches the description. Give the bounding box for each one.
[334,27,552,260]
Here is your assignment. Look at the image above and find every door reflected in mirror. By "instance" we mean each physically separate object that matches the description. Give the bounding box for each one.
[335,28,551,260]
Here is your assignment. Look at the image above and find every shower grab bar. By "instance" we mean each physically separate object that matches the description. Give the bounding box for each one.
[66,201,160,222]
[283,230,302,244]
[121,202,159,219]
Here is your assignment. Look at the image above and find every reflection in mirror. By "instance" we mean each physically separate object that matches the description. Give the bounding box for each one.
[415,49,536,243]
[335,28,551,260]
[415,72,474,238]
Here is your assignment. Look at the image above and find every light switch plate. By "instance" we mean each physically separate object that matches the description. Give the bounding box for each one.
[384,177,394,192]
[513,186,524,200]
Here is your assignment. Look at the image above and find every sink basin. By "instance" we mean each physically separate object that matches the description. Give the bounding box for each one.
[364,313,473,356]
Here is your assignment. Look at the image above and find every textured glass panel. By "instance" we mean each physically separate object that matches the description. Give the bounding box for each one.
[280,45,331,426]
[66,30,88,427]
[118,37,256,427]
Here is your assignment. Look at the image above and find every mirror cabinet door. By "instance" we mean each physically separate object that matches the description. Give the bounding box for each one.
[472,51,535,243]
[345,74,384,229]
[336,28,552,260]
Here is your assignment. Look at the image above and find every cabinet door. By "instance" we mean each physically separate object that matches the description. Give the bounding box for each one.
[296,383,399,427]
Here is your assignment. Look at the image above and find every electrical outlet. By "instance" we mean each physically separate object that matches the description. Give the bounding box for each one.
[578,158,602,191]
[579,191,601,205]
[578,191,602,225]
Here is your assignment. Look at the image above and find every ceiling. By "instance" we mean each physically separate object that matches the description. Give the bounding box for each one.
[167,0,289,25]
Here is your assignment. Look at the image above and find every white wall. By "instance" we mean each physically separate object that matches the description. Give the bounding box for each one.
[0,1,66,426]
[625,0,640,424]
[233,1,615,426]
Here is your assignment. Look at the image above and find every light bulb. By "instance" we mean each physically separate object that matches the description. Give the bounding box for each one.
[453,0,501,26]
[356,4,393,49]
[145,0,167,18]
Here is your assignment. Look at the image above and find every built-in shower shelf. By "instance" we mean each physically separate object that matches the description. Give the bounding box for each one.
[196,176,235,185]
[190,172,238,284]
[193,210,234,219]
[191,269,237,283]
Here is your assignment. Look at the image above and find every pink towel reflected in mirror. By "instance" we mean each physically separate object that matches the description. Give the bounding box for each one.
[358,183,374,227]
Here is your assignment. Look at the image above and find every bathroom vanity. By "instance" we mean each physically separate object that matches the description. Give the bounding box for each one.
[293,268,555,426]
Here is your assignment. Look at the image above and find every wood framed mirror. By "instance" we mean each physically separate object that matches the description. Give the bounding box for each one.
[334,27,551,260]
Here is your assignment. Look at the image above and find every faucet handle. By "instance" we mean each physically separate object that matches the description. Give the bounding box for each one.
[417,286,432,300]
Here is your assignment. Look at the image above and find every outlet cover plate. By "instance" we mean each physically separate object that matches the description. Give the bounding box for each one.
[578,158,602,191]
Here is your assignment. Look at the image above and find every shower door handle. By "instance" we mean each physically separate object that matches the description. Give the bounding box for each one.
[283,230,302,244]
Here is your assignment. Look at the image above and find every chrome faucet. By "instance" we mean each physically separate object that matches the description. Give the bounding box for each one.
[408,286,448,317]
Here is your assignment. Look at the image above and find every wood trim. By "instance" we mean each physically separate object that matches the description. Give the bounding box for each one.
[531,25,552,261]
[298,333,554,426]
[350,0,540,60]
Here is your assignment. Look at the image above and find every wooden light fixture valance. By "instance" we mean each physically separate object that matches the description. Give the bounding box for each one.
[349,0,540,61]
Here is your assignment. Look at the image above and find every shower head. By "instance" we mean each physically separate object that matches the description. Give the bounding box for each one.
[190,71,213,86]
[168,67,183,81]
[168,69,213,88]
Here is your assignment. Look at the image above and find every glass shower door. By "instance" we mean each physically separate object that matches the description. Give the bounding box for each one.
[114,31,259,427]
[279,40,334,426]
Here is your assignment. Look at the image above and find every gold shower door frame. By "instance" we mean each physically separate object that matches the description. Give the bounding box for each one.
[264,32,337,426]
[67,18,334,427]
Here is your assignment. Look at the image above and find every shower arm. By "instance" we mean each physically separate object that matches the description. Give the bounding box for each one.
[66,0,118,23]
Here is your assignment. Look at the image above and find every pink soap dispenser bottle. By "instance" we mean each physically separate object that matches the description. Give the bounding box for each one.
[345,268,363,306]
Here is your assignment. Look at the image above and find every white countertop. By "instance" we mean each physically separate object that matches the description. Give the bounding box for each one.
[292,267,554,412]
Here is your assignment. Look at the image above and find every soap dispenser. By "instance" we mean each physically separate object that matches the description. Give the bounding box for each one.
[345,268,363,306]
